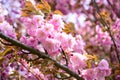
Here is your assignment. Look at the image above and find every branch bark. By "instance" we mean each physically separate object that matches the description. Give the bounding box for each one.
[0,32,84,80]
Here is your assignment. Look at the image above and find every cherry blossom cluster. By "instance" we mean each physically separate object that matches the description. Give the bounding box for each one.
[0,0,114,80]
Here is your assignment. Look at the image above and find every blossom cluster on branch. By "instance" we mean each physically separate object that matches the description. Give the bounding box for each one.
[0,0,120,80]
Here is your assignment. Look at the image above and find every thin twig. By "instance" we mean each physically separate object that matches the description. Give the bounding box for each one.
[107,0,113,8]
[19,60,42,80]
[92,0,120,63]
[61,48,68,66]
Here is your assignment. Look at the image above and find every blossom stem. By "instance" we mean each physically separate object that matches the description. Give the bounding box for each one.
[61,48,68,66]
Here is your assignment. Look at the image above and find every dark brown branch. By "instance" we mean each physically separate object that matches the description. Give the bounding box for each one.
[0,32,84,80]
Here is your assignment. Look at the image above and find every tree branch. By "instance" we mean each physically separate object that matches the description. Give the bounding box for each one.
[0,32,84,80]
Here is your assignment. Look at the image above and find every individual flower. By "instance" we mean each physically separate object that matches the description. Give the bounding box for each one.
[74,35,85,53]
[65,34,76,51]
[69,52,87,72]
[95,59,111,80]
[20,17,37,36]
[82,68,97,80]
[42,38,61,55]
[20,36,38,48]
[55,32,76,52]
[30,15,44,28]
[0,20,16,38]
[95,25,112,46]
[35,28,48,42]
[49,14,64,31]
[41,23,54,36]
[20,15,44,36]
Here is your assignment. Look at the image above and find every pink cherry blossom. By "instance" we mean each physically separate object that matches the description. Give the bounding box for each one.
[69,52,87,72]
[55,32,76,52]
[49,14,64,31]
[82,68,97,80]
[35,28,48,42]
[95,59,111,80]
[0,20,16,38]
[74,35,85,53]
[0,0,115,79]
[20,36,38,48]
[95,25,112,46]
[42,38,61,55]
